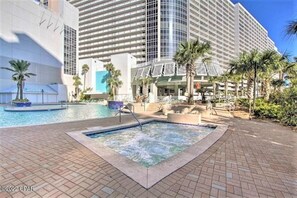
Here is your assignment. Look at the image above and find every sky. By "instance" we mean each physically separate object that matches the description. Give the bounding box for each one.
[231,0,297,58]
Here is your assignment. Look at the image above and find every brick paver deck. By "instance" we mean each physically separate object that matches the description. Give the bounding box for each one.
[0,113,296,198]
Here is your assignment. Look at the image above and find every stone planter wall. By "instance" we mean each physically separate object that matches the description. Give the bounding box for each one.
[167,113,201,125]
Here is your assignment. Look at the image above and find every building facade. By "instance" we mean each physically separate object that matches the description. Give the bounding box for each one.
[68,0,277,101]
[69,0,147,63]
[234,3,276,55]
[70,0,276,69]
[189,0,236,69]
[0,0,79,103]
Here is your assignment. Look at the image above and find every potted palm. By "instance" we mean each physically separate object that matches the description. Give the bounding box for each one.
[104,63,123,109]
[1,60,36,107]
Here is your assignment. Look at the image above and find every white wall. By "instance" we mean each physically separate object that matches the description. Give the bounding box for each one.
[78,58,104,93]
[0,0,79,103]
[111,53,136,101]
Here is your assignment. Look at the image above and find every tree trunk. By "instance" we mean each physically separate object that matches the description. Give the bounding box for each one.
[112,87,115,100]
[143,84,148,97]
[246,78,253,99]
[235,82,239,98]
[212,82,216,99]
[188,68,195,105]
[224,81,228,99]
[83,74,86,91]
[15,82,20,100]
[246,78,253,118]
[186,65,190,98]
[253,66,257,113]
[241,75,244,97]
[263,79,271,101]
[20,81,23,100]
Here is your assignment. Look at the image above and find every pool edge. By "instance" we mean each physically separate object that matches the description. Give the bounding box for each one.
[66,119,228,189]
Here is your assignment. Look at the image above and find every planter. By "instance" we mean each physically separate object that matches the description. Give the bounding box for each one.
[108,101,123,109]
[14,102,32,107]
[167,113,201,125]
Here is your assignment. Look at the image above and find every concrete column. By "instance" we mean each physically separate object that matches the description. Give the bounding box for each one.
[150,83,158,102]
[174,84,179,96]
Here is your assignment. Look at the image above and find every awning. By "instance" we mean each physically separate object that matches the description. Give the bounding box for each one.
[196,62,207,76]
[152,64,164,77]
[176,65,186,76]
[142,66,151,77]
[163,62,175,76]
[134,68,144,79]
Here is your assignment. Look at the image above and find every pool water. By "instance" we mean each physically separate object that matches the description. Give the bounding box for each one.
[0,104,116,128]
[89,121,214,167]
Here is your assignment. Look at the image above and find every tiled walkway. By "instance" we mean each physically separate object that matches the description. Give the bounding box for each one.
[0,113,296,198]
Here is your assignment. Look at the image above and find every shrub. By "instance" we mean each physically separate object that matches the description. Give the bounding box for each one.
[236,98,250,108]
[12,98,29,102]
[278,87,297,126]
[254,99,281,119]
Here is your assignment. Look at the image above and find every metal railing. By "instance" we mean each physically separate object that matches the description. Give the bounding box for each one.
[116,103,142,131]
[60,101,68,108]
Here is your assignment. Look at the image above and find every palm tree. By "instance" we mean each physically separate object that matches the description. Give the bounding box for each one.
[256,50,278,101]
[174,39,211,104]
[72,75,82,99]
[209,73,231,99]
[286,20,297,36]
[225,73,242,99]
[230,52,254,100]
[1,60,36,100]
[104,63,123,100]
[139,77,152,97]
[81,64,89,91]
[208,76,218,99]
[230,50,277,112]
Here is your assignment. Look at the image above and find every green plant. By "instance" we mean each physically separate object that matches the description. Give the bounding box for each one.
[72,75,82,99]
[138,77,153,97]
[79,87,92,101]
[236,98,250,108]
[12,98,29,102]
[174,38,211,104]
[104,63,123,100]
[253,99,281,119]
[81,64,89,91]
[278,87,297,126]
[1,60,36,100]
[135,95,147,103]
[286,20,297,36]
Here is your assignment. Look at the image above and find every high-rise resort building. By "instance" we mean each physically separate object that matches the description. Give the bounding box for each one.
[67,0,277,101]
[234,3,276,55]
[69,0,276,67]
[71,0,147,63]
[0,0,79,103]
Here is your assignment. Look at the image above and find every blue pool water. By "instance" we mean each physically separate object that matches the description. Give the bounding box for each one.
[89,121,214,167]
[0,105,116,128]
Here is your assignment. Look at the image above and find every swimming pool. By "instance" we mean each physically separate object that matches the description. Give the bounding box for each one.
[88,121,215,167]
[0,104,116,128]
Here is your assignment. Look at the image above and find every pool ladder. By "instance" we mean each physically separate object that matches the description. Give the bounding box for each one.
[116,103,143,131]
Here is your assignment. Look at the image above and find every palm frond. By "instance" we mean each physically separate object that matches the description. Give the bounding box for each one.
[286,20,297,36]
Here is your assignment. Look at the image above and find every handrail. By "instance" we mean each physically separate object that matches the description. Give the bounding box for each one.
[60,101,68,108]
[116,104,142,131]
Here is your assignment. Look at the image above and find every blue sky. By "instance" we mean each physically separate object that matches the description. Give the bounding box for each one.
[231,0,297,58]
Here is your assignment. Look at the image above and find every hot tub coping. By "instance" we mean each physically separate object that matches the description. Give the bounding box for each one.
[67,119,228,189]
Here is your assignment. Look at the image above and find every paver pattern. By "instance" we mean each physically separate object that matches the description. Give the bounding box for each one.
[0,112,296,198]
